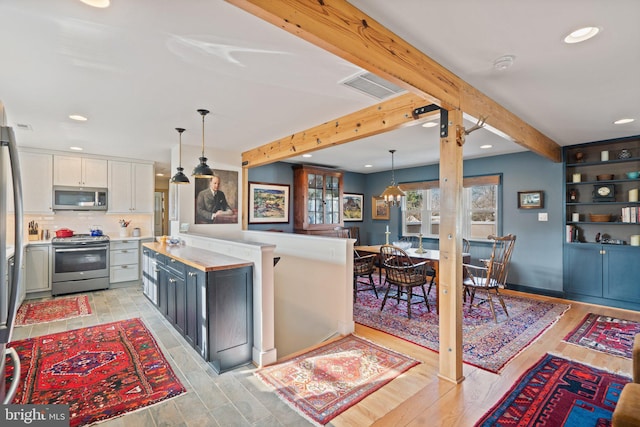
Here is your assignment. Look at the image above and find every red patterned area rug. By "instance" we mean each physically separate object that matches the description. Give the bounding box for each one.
[475,353,631,426]
[15,295,92,326]
[4,318,186,427]
[354,279,570,373]
[255,334,419,426]
[563,313,640,359]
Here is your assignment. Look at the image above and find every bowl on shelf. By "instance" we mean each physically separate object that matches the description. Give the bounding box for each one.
[596,174,614,181]
[589,213,612,222]
[625,171,639,179]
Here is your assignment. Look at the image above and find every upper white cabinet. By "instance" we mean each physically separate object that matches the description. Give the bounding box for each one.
[53,155,108,187]
[108,161,154,213]
[19,151,53,213]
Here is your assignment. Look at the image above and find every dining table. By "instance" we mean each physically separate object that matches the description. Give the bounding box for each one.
[354,244,471,313]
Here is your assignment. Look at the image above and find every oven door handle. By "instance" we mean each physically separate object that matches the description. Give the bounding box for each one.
[54,246,107,253]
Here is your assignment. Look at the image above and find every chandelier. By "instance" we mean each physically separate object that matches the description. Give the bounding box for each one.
[380,149,405,207]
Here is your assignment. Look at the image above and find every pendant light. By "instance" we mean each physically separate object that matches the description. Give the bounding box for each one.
[380,149,405,207]
[192,108,214,177]
[170,127,190,184]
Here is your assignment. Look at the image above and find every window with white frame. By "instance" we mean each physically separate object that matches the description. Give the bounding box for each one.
[401,175,501,241]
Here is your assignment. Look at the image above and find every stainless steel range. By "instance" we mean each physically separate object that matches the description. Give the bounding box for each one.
[51,234,110,296]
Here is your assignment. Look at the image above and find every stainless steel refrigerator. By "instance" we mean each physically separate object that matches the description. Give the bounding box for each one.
[0,100,24,403]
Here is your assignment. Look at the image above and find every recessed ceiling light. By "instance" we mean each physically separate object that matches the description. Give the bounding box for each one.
[156,173,164,177]
[493,55,515,71]
[564,26,600,44]
[480,144,493,149]
[364,164,373,168]
[69,146,83,151]
[614,118,635,125]
[69,114,88,121]
[422,121,438,128]
[302,154,312,158]
[79,0,110,8]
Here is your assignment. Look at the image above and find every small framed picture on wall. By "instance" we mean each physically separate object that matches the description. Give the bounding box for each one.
[372,196,390,220]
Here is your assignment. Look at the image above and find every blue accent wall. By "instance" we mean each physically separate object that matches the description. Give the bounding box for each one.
[248,151,564,292]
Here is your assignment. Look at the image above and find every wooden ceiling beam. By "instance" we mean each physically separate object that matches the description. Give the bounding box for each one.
[242,92,429,168]
[227,0,562,163]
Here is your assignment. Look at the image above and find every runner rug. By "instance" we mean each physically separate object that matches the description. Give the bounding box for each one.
[354,280,570,373]
[562,313,640,359]
[4,318,186,427]
[255,334,419,426]
[475,353,631,426]
[15,295,92,326]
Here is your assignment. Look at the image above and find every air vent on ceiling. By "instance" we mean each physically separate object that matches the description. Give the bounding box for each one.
[340,72,406,100]
[15,123,32,131]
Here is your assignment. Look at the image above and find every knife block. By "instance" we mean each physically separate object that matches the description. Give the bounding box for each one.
[28,233,39,241]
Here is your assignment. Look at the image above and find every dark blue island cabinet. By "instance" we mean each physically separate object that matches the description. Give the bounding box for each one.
[563,136,640,310]
[142,243,253,374]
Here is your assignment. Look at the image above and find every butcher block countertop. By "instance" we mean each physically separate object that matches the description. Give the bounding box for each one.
[143,242,253,272]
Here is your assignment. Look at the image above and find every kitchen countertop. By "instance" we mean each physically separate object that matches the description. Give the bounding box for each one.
[143,242,253,272]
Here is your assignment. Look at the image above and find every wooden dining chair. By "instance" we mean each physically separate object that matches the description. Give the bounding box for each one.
[353,251,378,301]
[463,234,516,322]
[380,244,431,319]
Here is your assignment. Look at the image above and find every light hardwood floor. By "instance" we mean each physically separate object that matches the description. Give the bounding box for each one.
[331,289,639,427]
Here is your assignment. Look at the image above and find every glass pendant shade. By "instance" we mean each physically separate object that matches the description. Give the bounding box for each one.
[192,109,214,177]
[171,127,190,184]
[380,149,405,207]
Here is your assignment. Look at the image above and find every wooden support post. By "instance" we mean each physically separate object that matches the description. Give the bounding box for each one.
[437,108,464,383]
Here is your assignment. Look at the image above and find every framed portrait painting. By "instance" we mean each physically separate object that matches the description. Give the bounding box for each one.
[372,196,390,220]
[517,190,544,209]
[194,170,239,224]
[343,193,363,222]
[248,182,290,224]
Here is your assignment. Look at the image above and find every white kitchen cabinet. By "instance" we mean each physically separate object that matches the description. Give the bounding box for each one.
[25,244,51,293]
[109,239,140,283]
[19,151,53,214]
[108,161,154,213]
[53,155,108,187]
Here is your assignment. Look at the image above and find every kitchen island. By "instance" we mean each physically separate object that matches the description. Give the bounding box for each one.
[142,242,254,373]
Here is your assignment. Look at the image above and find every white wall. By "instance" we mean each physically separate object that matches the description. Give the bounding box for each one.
[242,231,354,358]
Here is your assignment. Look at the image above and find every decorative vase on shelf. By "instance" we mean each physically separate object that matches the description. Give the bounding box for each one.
[618,149,632,160]
[119,227,128,237]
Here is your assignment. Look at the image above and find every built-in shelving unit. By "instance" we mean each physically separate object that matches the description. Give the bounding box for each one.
[563,135,640,311]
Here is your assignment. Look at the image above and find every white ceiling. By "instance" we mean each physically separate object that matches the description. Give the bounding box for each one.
[1,0,638,177]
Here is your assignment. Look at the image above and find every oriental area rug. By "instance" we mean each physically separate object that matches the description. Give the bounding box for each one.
[4,318,186,427]
[255,334,419,426]
[354,283,570,373]
[15,295,93,326]
[562,313,640,359]
[475,353,631,426]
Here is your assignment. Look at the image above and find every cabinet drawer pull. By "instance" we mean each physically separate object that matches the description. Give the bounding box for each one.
[188,272,195,277]
[169,278,176,283]
[121,250,128,253]
[121,265,128,269]
[170,259,176,263]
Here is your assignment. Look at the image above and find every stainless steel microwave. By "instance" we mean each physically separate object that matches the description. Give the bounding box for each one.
[52,186,108,211]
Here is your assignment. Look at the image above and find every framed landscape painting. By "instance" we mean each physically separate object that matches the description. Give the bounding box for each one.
[249,182,290,223]
[372,196,390,220]
[517,190,544,209]
[343,193,363,222]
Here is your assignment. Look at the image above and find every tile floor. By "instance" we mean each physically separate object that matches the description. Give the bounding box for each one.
[12,284,312,427]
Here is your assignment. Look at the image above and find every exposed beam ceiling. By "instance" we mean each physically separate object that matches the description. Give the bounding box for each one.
[230,0,562,165]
